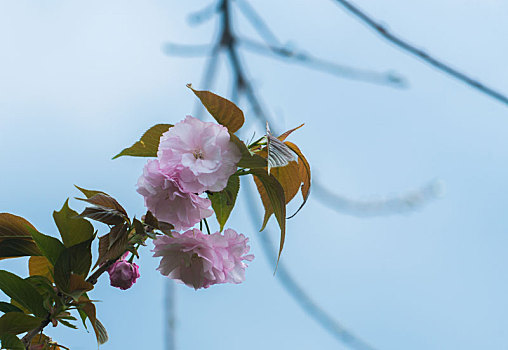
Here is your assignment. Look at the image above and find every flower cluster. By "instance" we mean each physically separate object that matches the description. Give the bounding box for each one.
[153,229,254,290]
[137,116,240,231]
[137,115,252,289]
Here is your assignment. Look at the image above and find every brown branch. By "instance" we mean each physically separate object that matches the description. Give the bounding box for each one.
[332,0,508,106]
[21,316,51,348]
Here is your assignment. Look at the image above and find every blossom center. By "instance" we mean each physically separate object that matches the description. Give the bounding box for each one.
[193,149,204,160]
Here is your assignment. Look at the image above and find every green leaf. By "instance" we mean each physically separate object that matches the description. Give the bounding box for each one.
[0,270,46,317]
[28,228,64,266]
[229,133,267,168]
[0,239,41,259]
[54,238,93,292]
[250,169,286,264]
[67,274,93,299]
[53,199,94,248]
[113,124,173,159]
[132,218,146,237]
[25,276,57,302]
[0,302,22,314]
[0,312,43,335]
[187,84,245,133]
[208,176,240,231]
[53,250,71,292]
[58,318,78,329]
[0,333,25,350]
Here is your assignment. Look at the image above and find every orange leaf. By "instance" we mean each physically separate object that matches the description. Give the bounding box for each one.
[284,141,311,218]
[278,123,304,141]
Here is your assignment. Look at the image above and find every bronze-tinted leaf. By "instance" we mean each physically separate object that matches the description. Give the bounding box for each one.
[30,334,61,350]
[94,224,129,269]
[76,193,128,218]
[250,169,286,264]
[0,213,36,238]
[0,213,41,260]
[0,239,41,260]
[143,211,174,235]
[113,124,173,159]
[80,299,108,345]
[68,274,93,299]
[208,175,240,231]
[187,84,244,133]
[78,207,125,226]
[74,185,106,199]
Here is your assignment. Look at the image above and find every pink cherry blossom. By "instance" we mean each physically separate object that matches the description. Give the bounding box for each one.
[107,254,140,290]
[158,115,241,193]
[137,159,213,231]
[152,228,254,290]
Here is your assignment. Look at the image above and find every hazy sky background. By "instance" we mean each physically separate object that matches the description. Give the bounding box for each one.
[1,1,508,349]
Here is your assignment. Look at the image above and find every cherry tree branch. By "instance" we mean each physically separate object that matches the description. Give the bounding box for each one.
[331,0,508,106]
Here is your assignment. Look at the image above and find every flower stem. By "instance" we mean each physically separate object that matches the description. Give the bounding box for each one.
[203,218,211,235]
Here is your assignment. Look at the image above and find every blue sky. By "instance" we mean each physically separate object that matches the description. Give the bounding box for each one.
[1,1,508,349]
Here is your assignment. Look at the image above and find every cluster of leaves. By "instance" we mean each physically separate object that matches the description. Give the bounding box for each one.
[114,84,311,262]
[0,188,170,349]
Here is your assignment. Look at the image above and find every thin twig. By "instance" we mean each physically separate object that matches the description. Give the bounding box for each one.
[332,0,508,106]
[240,37,406,87]
[187,2,219,26]
[162,43,211,57]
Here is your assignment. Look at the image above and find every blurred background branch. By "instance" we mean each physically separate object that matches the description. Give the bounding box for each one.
[331,0,508,106]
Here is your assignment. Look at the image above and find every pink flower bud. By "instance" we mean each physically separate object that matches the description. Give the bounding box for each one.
[107,258,140,290]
